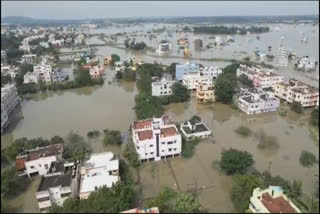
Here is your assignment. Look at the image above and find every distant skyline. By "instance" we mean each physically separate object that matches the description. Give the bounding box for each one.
[1,1,319,20]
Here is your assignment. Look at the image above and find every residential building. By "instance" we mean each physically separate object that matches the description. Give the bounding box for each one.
[79,152,119,200]
[19,38,31,53]
[51,68,67,83]
[196,83,215,103]
[182,72,213,90]
[297,56,316,70]
[158,40,170,52]
[34,60,52,83]
[180,119,212,139]
[194,38,203,48]
[175,62,199,81]
[1,103,9,133]
[36,162,77,212]
[274,78,319,108]
[1,64,19,78]
[184,46,191,57]
[237,90,280,115]
[215,36,225,46]
[24,72,39,84]
[132,115,182,162]
[177,38,189,46]
[122,207,160,213]
[89,65,103,78]
[249,186,301,213]
[1,50,6,60]
[21,54,37,64]
[39,42,50,49]
[151,77,175,96]
[236,64,284,89]
[200,66,222,80]
[104,56,112,65]
[15,144,63,178]
[278,47,289,67]
[1,84,20,115]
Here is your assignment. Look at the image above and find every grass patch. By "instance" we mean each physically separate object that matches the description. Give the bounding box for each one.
[235,126,252,137]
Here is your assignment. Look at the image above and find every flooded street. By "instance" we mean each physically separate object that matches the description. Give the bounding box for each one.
[1,23,319,212]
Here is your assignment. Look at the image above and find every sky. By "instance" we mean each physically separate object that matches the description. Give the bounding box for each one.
[1,1,319,20]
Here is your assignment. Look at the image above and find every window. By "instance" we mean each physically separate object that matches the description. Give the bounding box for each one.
[39,164,41,167]
[145,153,148,156]
[30,166,35,169]
[137,146,140,150]
[95,186,98,190]
[44,164,48,169]
[150,152,154,155]
[174,148,177,151]
[161,142,165,144]
[150,144,153,147]
[168,141,173,145]
[168,148,172,152]
[174,140,177,143]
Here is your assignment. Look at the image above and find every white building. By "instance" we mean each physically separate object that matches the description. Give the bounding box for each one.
[215,36,225,46]
[297,56,316,71]
[39,42,50,49]
[180,119,212,139]
[1,64,19,78]
[249,186,301,213]
[51,68,67,83]
[1,84,20,116]
[79,152,119,199]
[1,103,9,133]
[15,144,63,178]
[237,64,284,89]
[36,162,76,212]
[151,77,175,96]
[19,38,31,53]
[24,72,39,84]
[132,115,182,162]
[34,60,52,83]
[278,47,289,67]
[200,66,223,80]
[21,54,37,64]
[182,72,213,90]
[237,90,280,115]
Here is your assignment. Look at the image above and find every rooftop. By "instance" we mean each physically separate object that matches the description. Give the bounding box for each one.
[85,152,118,171]
[25,144,62,161]
[121,207,160,213]
[37,171,72,192]
[261,193,297,213]
[134,120,152,130]
[160,127,177,137]
[182,123,209,134]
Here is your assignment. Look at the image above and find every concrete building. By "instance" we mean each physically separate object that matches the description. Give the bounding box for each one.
[34,60,52,83]
[24,72,39,84]
[15,144,63,178]
[236,64,284,89]
[122,207,160,213]
[237,90,280,115]
[36,162,77,212]
[182,72,213,90]
[21,54,37,64]
[1,84,20,115]
[175,62,199,81]
[132,116,182,162]
[151,77,175,96]
[297,56,316,71]
[1,64,19,78]
[89,65,103,78]
[249,186,301,213]
[79,152,119,200]
[180,119,212,139]
[196,83,215,103]
[158,40,170,52]
[200,66,222,80]
[51,68,67,83]
[278,47,289,67]
[1,103,9,133]
[215,36,225,46]
[274,78,319,108]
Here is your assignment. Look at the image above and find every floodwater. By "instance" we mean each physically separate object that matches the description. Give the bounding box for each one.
[1,23,319,212]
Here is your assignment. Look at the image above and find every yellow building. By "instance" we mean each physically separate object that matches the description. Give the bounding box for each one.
[196,83,215,103]
[184,46,191,57]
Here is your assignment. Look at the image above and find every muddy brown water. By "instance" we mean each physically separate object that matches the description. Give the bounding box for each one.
[1,23,319,212]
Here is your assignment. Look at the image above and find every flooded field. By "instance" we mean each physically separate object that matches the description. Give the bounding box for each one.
[1,23,319,212]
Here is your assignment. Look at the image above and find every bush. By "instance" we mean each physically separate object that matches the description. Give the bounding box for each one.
[255,130,279,151]
[87,130,100,138]
[220,148,254,175]
[1,167,31,198]
[134,92,164,120]
[310,108,319,127]
[181,137,200,159]
[103,129,122,145]
[235,126,252,137]
[278,107,288,116]
[299,151,317,167]
[215,64,238,103]
[123,141,140,168]
[238,74,254,88]
[170,82,190,103]
[111,54,120,66]
[290,101,303,114]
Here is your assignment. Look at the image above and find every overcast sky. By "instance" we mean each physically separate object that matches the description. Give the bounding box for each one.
[1,1,319,19]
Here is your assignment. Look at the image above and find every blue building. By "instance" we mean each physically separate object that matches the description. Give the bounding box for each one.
[175,62,199,81]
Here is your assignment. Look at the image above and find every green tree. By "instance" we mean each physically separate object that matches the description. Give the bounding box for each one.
[136,67,152,93]
[173,192,201,213]
[1,167,31,198]
[146,187,178,213]
[215,64,238,103]
[123,67,136,81]
[75,68,92,86]
[165,63,178,78]
[234,126,252,137]
[238,74,254,88]
[230,174,263,212]
[220,148,254,175]
[299,151,317,167]
[111,54,120,66]
[290,101,303,114]
[50,136,64,145]
[134,92,164,120]
[170,82,190,103]
[1,75,12,87]
[123,141,140,168]
[63,132,92,161]
[103,129,122,145]
[310,108,319,127]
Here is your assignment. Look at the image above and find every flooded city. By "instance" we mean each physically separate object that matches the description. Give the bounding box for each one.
[1,2,319,212]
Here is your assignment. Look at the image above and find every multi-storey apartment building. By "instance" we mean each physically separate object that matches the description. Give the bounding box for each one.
[79,152,119,199]
[274,78,319,108]
[132,116,182,162]
[15,144,63,178]
[151,77,175,96]
[1,103,9,133]
[200,66,222,80]
[51,68,67,83]
[249,186,301,213]
[182,72,213,90]
[175,62,199,81]
[21,54,37,64]
[89,65,103,78]
[236,64,284,89]
[237,90,280,115]
[24,72,39,84]
[196,83,215,103]
[1,84,20,115]
[34,60,52,83]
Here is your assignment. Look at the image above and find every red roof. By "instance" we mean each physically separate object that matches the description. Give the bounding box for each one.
[134,120,152,130]
[137,130,153,141]
[160,127,177,137]
[16,158,26,171]
[27,144,62,161]
[261,193,297,213]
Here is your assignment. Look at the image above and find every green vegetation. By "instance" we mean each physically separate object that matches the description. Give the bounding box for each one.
[290,101,303,114]
[1,33,24,64]
[238,74,254,88]
[193,26,269,35]
[234,126,252,137]
[219,148,254,175]
[63,132,92,161]
[146,187,202,213]
[110,54,120,66]
[170,82,190,103]
[124,39,147,50]
[1,74,12,87]
[299,151,317,167]
[215,64,238,103]
[122,67,136,81]
[123,140,140,168]
[255,129,279,151]
[165,62,178,78]
[134,92,164,120]
[103,129,122,145]
[87,130,100,138]
[278,107,288,117]
[310,108,319,127]
[181,137,200,159]
[1,167,31,198]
